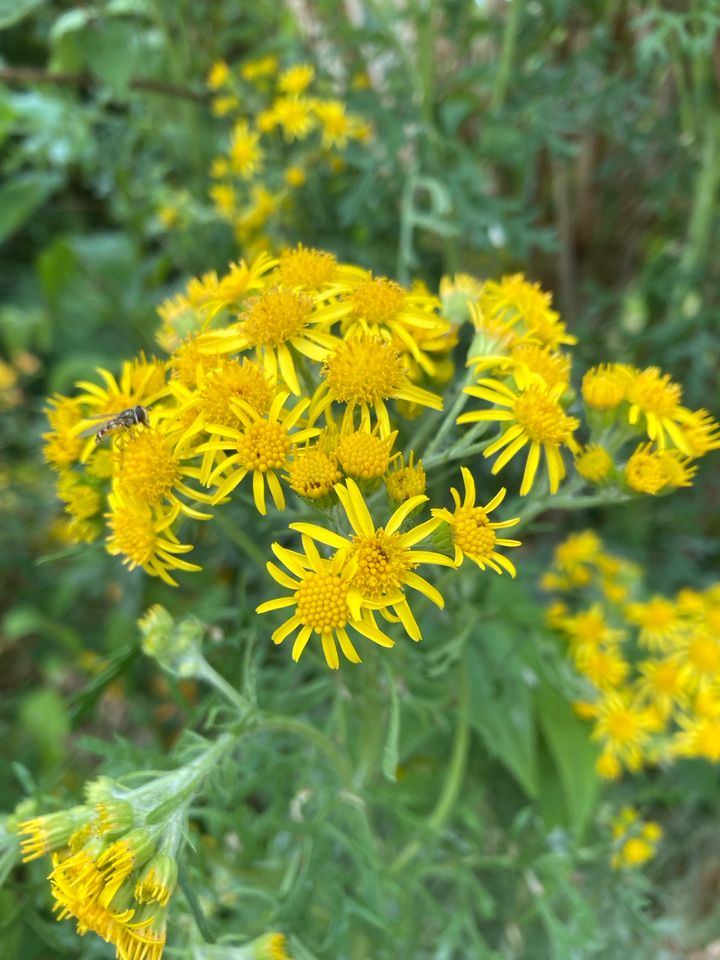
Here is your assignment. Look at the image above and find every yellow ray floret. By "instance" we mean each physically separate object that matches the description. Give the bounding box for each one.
[432,467,521,575]
[290,478,453,642]
[459,377,579,495]
[256,535,396,669]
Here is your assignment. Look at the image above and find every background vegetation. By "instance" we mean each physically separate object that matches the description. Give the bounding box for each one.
[1,2,719,958]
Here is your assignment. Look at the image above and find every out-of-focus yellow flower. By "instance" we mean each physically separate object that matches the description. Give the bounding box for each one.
[624,443,696,495]
[106,491,201,586]
[626,367,695,454]
[610,807,662,869]
[278,64,315,94]
[241,55,279,82]
[229,120,264,179]
[574,444,613,483]
[207,60,230,90]
[581,363,633,410]
[211,95,240,117]
[478,274,576,348]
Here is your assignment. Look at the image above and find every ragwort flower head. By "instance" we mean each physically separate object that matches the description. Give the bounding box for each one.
[76,355,168,418]
[43,396,85,470]
[106,492,201,586]
[335,427,398,479]
[385,452,426,503]
[432,467,521,576]
[17,775,185,960]
[574,444,614,484]
[581,363,633,411]
[276,244,364,291]
[625,443,696,495]
[199,285,336,396]
[319,334,442,436]
[479,274,577,348]
[626,367,695,453]
[257,536,396,669]
[459,378,580,495]
[286,445,342,501]
[200,392,318,514]
[291,478,453,642]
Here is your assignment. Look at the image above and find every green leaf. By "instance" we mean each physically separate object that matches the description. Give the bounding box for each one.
[381,667,401,782]
[18,689,70,767]
[0,172,62,245]
[0,0,43,30]
[535,678,600,835]
[466,636,539,798]
[81,20,143,95]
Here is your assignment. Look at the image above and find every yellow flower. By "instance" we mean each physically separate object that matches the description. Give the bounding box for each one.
[198,285,336,396]
[478,274,576,348]
[229,120,264,179]
[574,646,629,691]
[575,444,613,483]
[211,95,240,117]
[57,472,103,543]
[207,60,230,90]
[199,392,318,514]
[335,426,398,479]
[673,713,720,762]
[626,367,695,453]
[677,408,720,456]
[558,605,625,658]
[75,356,168,420]
[43,396,85,470]
[385,451,427,502]
[581,363,633,410]
[312,98,352,147]
[210,183,237,219]
[624,596,684,652]
[316,335,443,436]
[316,274,450,376]
[210,156,228,179]
[290,478,453,642]
[241,55,279,82]
[278,63,315,94]
[459,378,580,495]
[257,535,396,669]
[624,443,695,495]
[286,444,342,501]
[106,491,201,586]
[590,692,659,773]
[432,467,520,575]
[114,425,212,521]
[284,164,306,188]
[276,244,364,291]
[271,95,315,140]
[636,656,691,718]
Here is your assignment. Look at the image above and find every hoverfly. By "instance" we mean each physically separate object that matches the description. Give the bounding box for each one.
[79,405,151,444]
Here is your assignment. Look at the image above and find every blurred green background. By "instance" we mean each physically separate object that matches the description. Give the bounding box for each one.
[1,2,719,958]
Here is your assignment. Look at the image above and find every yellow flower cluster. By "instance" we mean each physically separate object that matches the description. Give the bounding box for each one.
[44,247,529,668]
[542,531,720,779]
[17,780,180,960]
[195,59,371,252]
[443,274,719,496]
[609,806,662,870]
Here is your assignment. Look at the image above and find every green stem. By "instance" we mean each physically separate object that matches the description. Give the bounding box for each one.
[515,484,632,530]
[492,0,523,111]
[390,656,470,874]
[197,660,254,717]
[423,370,475,458]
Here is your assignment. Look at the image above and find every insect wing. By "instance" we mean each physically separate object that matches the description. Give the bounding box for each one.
[78,418,115,439]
